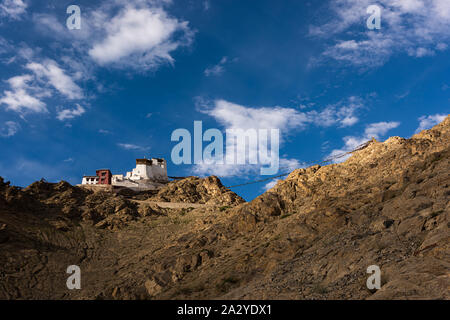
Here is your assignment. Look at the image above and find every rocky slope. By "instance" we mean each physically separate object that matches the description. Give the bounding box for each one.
[150,175,245,206]
[0,116,448,300]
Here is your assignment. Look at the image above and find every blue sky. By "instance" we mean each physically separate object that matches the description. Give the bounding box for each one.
[0,0,449,201]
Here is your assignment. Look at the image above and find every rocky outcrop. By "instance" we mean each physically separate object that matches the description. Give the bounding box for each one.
[218,115,450,299]
[151,176,245,206]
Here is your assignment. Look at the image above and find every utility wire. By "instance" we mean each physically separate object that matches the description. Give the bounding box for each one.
[226,139,374,188]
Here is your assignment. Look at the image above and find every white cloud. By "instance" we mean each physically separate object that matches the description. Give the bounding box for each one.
[197,100,307,175]
[433,0,450,19]
[340,116,359,126]
[193,98,359,177]
[204,57,228,76]
[32,13,68,38]
[0,74,48,113]
[263,179,280,191]
[7,74,31,89]
[193,162,253,178]
[436,43,448,51]
[0,0,27,20]
[32,1,193,73]
[328,120,400,163]
[307,96,364,127]
[0,37,13,60]
[192,157,303,178]
[395,91,410,99]
[0,88,45,113]
[415,114,447,133]
[0,59,83,115]
[365,121,401,137]
[321,33,395,67]
[279,158,304,171]
[88,5,193,70]
[410,47,435,57]
[202,99,309,132]
[311,0,450,67]
[0,121,20,137]
[56,104,86,121]
[117,143,149,151]
[26,60,83,99]
[203,0,210,11]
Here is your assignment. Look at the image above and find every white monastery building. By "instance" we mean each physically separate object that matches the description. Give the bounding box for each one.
[80,157,168,191]
[81,176,99,185]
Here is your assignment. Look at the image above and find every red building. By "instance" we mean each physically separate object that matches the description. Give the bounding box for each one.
[95,169,112,185]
